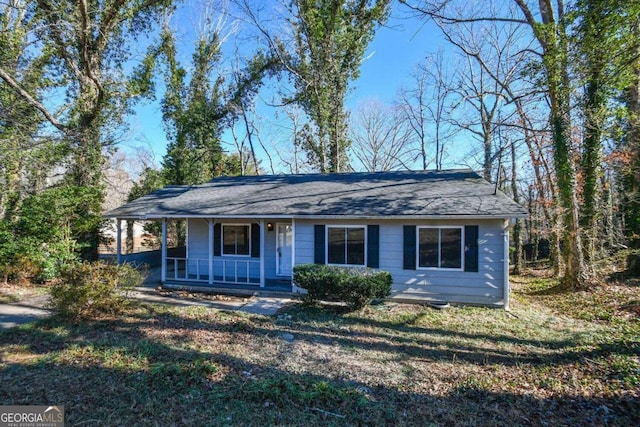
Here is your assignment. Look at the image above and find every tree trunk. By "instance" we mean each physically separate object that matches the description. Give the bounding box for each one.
[551,111,587,288]
[580,1,606,262]
[511,140,523,274]
[537,1,588,288]
[624,21,640,245]
[126,220,134,254]
[483,128,492,182]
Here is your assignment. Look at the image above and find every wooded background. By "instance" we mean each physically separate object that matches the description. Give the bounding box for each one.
[0,0,638,287]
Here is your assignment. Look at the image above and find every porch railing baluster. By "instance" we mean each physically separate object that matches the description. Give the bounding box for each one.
[166,257,260,286]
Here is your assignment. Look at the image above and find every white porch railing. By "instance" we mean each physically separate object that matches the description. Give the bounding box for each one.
[166,257,208,282]
[165,257,261,285]
[214,258,260,285]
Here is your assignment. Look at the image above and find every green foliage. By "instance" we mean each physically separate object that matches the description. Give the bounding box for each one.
[18,185,101,266]
[280,0,391,172]
[49,262,145,320]
[158,26,274,185]
[241,375,367,409]
[293,264,392,310]
[128,167,166,202]
[0,0,174,262]
[0,203,79,283]
[0,185,100,282]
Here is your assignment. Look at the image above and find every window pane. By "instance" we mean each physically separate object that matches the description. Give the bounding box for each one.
[346,228,365,265]
[223,225,250,255]
[223,226,236,254]
[440,228,462,268]
[328,227,346,264]
[419,228,438,268]
[236,226,250,255]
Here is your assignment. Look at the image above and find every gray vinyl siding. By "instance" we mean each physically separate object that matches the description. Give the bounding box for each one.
[185,217,507,305]
[294,218,507,306]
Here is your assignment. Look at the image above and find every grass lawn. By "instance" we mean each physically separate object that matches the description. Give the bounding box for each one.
[1,271,638,426]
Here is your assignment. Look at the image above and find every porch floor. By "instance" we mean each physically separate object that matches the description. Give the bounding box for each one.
[160,278,294,297]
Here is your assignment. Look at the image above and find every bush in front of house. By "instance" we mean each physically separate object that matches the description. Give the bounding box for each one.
[49,261,146,320]
[293,264,392,310]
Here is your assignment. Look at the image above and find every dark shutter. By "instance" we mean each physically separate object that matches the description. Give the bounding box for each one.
[464,225,479,272]
[213,223,221,256]
[403,225,416,270]
[367,225,380,268]
[251,223,260,258]
[314,225,325,264]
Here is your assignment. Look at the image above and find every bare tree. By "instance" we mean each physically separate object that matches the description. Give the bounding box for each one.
[237,0,390,173]
[435,16,529,182]
[397,51,458,171]
[349,99,413,172]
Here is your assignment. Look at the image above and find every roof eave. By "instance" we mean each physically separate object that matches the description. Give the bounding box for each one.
[105,213,528,220]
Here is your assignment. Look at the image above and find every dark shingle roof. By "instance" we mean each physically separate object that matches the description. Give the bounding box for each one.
[105,170,527,219]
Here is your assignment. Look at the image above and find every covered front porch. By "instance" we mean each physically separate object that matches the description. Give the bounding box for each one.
[113,217,296,292]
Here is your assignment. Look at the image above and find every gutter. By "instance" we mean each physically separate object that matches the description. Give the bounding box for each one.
[105,213,528,221]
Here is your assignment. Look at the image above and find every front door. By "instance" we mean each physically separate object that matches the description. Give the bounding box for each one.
[276,223,293,276]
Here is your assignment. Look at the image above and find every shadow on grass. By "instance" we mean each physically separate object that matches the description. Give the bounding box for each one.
[607,270,640,286]
[519,282,573,297]
[0,303,637,426]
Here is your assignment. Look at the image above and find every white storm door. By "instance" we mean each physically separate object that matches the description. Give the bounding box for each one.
[276,224,293,276]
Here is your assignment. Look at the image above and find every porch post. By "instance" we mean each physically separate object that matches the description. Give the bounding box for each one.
[161,218,167,283]
[260,219,265,287]
[208,219,214,285]
[116,219,122,265]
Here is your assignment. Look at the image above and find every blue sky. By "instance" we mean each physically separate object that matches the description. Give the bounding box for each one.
[122,2,449,172]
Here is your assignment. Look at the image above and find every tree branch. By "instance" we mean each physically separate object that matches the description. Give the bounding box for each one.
[0,65,68,132]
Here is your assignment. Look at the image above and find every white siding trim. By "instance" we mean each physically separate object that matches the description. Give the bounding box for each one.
[260,219,265,287]
[161,218,167,283]
[208,219,214,285]
[503,219,510,310]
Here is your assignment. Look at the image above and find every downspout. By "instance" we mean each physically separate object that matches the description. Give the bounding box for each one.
[503,218,510,311]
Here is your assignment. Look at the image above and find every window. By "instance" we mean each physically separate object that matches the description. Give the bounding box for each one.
[327,226,365,266]
[418,227,463,269]
[222,225,250,256]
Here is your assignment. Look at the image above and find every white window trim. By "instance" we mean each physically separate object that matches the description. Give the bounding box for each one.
[326,225,367,267]
[221,223,251,257]
[416,226,464,271]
